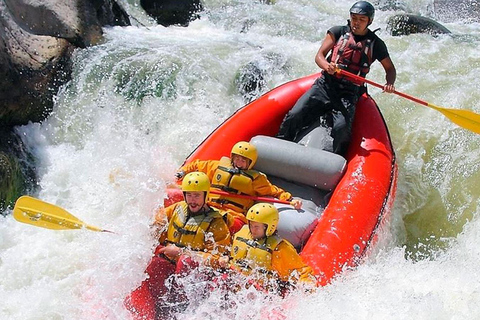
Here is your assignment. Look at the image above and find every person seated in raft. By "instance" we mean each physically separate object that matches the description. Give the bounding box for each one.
[176,141,302,234]
[125,172,231,320]
[217,203,316,294]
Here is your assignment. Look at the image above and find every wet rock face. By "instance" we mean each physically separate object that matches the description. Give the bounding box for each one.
[387,14,451,36]
[140,0,203,27]
[5,0,100,47]
[0,129,37,213]
[0,0,130,128]
[0,0,130,211]
[89,0,131,27]
[0,31,73,128]
[434,0,480,23]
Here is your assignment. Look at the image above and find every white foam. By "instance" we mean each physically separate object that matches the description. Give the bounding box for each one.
[2,0,480,318]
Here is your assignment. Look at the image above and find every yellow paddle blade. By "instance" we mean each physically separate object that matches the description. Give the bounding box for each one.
[335,68,480,135]
[13,196,107,232]
[428,104,480,135]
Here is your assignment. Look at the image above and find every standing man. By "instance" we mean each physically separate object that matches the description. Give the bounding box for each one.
[277,1,396,155]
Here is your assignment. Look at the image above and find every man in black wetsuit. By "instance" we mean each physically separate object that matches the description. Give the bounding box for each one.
[277,1,396,156]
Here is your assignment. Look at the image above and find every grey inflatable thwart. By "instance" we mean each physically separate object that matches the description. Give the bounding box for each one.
[250,135,346,191]
[275,200,320,250]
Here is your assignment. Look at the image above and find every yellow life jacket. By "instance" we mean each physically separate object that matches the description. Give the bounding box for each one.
[231,225,283,274]
[164,202,223,250]
[210,157,260,212]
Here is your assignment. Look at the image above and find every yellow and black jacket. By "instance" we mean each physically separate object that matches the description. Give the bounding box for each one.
[230,225,314,283]
[156,201,231,265]
[180,157,292,217]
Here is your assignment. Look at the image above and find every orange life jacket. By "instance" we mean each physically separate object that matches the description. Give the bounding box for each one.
[162,202,223,250]
[230,225,283,274]
[209,157,260,212]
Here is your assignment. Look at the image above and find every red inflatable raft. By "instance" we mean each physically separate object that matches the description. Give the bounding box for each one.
[127,72,397,317]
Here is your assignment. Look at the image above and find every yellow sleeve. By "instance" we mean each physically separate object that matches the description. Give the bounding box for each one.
[179,159,220,181]
[154,202,179,243]
[252,173,292,201]
[271,240,315,283]
[164,202,177,221]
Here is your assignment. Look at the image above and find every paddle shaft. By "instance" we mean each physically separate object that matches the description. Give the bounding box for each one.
[209,190,292,205]
[336,68,480,135]
[336,69,429,106]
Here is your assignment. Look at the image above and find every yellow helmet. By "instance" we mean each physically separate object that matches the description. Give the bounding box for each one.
[181,172,210,199]
[231,141,257,169]
[246,203,279,237]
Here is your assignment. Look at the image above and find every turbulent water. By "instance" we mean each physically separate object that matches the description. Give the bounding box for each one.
[2,0,480,319]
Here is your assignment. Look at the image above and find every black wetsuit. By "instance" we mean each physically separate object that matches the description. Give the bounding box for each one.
[277,24,390,156]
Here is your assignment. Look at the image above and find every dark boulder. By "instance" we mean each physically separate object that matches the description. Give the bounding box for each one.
[140,0,203,27]
[235,62,267,103]
[0,1,75,128]
[234,53,288,102]
[0,0,131,128]
[89,0,131,27]
[387,14,451,36]
[0,0,130,212]
[0,128,37,212]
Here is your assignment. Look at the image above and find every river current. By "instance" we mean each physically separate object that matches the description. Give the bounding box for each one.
[1,0,480,319]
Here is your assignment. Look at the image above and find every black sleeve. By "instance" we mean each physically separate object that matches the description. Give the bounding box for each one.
[372,36,390,62]
[327,25,345,42]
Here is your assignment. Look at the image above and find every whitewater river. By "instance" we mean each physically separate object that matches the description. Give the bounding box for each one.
[1,0,480,319]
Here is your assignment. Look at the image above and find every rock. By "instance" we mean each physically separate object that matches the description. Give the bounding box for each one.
[0,0,130,212]
[0,0,131,128]
[90,0,131,27]
[234,53,288,102]
[0,129,37,212]
[235,62,267,103]
[0,1,75,128]
[387,14,451,36]
[5,0,100,47]
[140,0,203,27]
